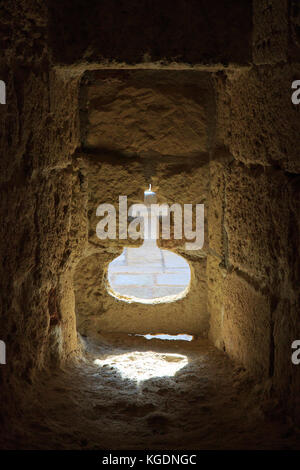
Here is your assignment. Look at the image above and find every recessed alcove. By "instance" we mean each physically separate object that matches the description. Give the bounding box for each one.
[73,69,213,339]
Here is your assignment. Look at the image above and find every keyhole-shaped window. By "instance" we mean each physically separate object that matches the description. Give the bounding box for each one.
[107,246,191,304]
[107,187,191,304]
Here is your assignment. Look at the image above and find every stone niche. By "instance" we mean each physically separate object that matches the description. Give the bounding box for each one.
[74,70,215,337]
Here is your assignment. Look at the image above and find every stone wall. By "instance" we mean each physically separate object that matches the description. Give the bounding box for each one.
[0,3,86,421]
[208,0,300,422]
[73,70,214,336]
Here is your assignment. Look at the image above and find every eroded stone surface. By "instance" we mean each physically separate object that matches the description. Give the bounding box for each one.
[81,70,215,157]
[216,65,300,172]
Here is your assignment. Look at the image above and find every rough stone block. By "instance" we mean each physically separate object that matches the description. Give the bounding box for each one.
[262,297,300,424]
[81,70,215,158]
[222,271,271,377]
[225,162,290,288]
[208,148,232,258]
[224,65,300,172]
[253,0,289,64]
[207,254,226,350]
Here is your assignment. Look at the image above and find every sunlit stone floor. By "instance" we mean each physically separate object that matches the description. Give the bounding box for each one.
[1,335,299,450]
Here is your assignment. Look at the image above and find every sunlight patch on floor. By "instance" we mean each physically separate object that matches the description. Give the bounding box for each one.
[130,333,193,341]
[94,351,188,382]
